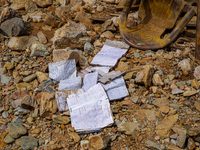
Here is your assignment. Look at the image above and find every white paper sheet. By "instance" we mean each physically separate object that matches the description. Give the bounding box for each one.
[82,72,98,91]
[56,89,84,111]
[49,59,76,82]
[101,77,129,100]
[91,44,128,67]
[67,83,113,131]
[58,76,82,91]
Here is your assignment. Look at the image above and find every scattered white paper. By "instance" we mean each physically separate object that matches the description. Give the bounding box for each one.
[67,83,113,131]
[49,59,76,82]
[101,77,129,100]
[82,72,98,91]
[91,45,128,67]
[56,89,84,111]
[58,76,82,91]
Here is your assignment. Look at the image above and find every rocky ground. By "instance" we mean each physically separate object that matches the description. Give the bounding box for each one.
[0,0,200,150]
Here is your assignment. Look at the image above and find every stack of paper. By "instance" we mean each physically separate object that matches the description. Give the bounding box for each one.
[67,83,113,131]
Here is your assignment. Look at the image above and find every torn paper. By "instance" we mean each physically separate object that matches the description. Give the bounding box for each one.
[82,72,98,91]
[56,89,84,111]
[101,77,129,100]
[105,39,130,49]
[49,59,76,82]
[58,76,82,91]
[91,44,128,67]
[67,83,113,131]
[98,71,126,84]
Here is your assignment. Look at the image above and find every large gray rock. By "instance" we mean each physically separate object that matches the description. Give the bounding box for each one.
[16,136,38,150]
[8,36,38,51]
[8,122,27,138]
[51,21,87,48]
[0,17,25,37]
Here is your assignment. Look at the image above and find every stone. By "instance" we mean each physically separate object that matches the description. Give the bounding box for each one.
[8,122,27,138]
[25,0,38,13]
[8,36,38,51]
[0,7,19,23]
[40,92,57,117]
[145,140,165,150]
[53,49,80,63]
[37,31,47,44]
[168,75,175,81]
[69,132,80,143]
[21,94,34,110]
[101,31,114,39]
[51,21,87,48]
[152,97,169,107]
[156,114,178,138]
[32,0,52,7]
[81,140,89,149]
[74,12,92,27]
[183,90,197,97]
[187,138,196,150]
[23,74,37,82]
[124,72,134,80]
[2,111,8,118]
[97,5,104,12]
[159,106,170,114]
[16,136,38,150]
[194,66,200,80]
[103,0,115,3]
[55,6,71,20]
[89,134,110,150]
[84,42,94,53]
[194,101,200,111]
[168,145,186,150]
[4,62,14,70]
[152,73,164,86]
[191,79,199,89]
[10,0,26,10]
[83,0,96,4]
[178,59,191,72]
[52,115,70,124]
[187,128,200,136]
[136,109,156,121]
[27,116,33,123]
[30,41,49,57]
[16,83,31,90]
[118,121,139,135]
[35,72,49,83]
[3,134,15,144]
[172,88,184,95]
[115,61,129,72]
[0,17,24,37]
[135,65,154,88]
[1,75,11,83]
[182,47,191,57]
[172,125,187,148]
[170,134,178,139]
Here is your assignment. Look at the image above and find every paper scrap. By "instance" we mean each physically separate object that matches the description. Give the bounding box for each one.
[67,83,113,131]
[55,89,84,111]
[101,77,129,100]
[49,59,76,82]
[58,76,82,91]
[91,44,128,67]
[98,71,126,84]
[82,72,98,91]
